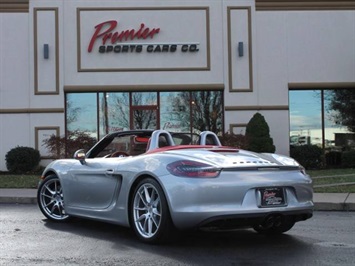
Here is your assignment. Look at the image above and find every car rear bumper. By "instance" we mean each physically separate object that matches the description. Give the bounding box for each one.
[170,204,314,230]
[161,170,313,230]
[196,208,313,229]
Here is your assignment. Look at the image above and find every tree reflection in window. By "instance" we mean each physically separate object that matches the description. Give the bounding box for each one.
[131,93,158,129]
[132,92,157,106]
[66,93,97,138]
[160,92,190,132]
[191,91,223,134]
[289,89,355,154]
[326,89,355,133]
[66,90,224,138]
[99,92,130,138]
[133,109,157,129]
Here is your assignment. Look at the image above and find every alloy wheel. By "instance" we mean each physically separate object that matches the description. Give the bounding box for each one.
[38,176,69,221]
[133,183,162,238]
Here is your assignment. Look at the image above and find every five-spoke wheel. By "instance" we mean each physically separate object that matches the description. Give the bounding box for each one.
[37,175,70,221]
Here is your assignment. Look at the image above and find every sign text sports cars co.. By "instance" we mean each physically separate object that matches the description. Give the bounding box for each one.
[78,8,210,71]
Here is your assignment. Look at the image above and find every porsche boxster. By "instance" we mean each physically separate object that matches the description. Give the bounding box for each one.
[37,129,313,243]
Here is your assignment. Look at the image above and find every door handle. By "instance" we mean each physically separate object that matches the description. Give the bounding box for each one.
[106,169,114,175]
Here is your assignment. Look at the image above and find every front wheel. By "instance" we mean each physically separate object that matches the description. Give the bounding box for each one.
[130,178,175,243]
[37,175,70,222]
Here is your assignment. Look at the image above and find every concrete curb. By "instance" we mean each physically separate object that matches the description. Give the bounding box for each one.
[0,189,354,211]
[313,193,355,211]
[0,189,37,204]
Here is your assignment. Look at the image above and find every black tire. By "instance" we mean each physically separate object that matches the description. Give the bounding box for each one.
[37,174,70,222]
[253,214,295,235]
[130,178,175,244]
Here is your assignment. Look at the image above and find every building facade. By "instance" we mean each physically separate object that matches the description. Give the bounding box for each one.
[0,0,354,170]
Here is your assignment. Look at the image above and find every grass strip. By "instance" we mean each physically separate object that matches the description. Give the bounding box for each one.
[0,175,39,188]
[314,184,355,193]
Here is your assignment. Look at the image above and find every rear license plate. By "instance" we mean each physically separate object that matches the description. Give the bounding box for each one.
[258,187,286,207]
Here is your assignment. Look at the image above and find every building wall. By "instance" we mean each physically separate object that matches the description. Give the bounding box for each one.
[0,12,31,171]
[254,10,355,155]
[225,5,355,156]
[0,0,354,170]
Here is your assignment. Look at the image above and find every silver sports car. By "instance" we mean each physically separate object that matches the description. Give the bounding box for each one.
[37,129,313,243]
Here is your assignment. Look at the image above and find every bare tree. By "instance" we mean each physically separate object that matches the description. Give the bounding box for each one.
[191,91,223,134]
[131,93,157,129]
[66,100,81,125]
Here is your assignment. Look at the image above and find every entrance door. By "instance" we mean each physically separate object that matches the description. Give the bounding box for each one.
[131,106,158,129]
[130,92,159,130]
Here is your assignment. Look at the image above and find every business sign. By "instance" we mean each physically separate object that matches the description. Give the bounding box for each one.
[77,8,210,72]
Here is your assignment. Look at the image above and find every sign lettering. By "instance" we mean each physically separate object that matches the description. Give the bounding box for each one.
[88,20,160,52]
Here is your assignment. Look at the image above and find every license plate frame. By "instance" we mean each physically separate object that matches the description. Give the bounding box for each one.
[258,187,287,208]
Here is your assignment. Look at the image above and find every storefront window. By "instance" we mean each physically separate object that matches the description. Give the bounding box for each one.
[132,109,157,129]
[289,90,322,146]
[131,92,158,129]
[324,89,355,151]
[289,89,355,167]
[66,93,98,139]
[66,90,224,140]
[131,92,157,106]
[98,92,129,138]
[160,92,191,132]
[191,91,223,135]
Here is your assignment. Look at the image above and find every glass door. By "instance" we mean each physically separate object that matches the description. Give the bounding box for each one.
[130,92,159,130]
[131,107,158,129]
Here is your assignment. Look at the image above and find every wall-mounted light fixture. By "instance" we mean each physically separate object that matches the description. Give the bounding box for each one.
[43,44,49,59]
[238,42,244,57]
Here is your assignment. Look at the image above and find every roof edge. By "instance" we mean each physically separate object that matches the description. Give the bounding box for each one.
[0,0,29,13]
[256,0,355,11]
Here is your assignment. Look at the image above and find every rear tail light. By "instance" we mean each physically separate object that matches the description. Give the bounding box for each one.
[166,160,221,178]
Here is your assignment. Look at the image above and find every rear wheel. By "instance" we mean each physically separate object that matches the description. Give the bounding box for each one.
[253,215,295,234]
[37,175,70,222]
[130,178,175,243]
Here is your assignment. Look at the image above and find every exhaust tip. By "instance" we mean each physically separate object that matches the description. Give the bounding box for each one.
[262,214,283,228]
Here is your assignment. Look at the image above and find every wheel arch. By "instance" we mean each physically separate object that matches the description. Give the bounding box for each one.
[41,170,57,179]
[40,170,66,195]
[127,173,173,228]
[40,169,63,183]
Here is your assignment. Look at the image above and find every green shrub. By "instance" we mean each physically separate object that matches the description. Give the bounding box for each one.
[341,151,355,168]
[325,151,342,167]
[245,113,275,153]
[290,145,323,170]
[5,146,41,173]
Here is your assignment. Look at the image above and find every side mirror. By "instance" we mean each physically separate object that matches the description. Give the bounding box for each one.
[74,149,86,165]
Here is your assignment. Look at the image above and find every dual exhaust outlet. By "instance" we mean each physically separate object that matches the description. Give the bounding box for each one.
[262,214,284,229]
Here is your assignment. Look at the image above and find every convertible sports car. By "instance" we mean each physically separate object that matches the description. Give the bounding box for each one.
[37,129,313,243]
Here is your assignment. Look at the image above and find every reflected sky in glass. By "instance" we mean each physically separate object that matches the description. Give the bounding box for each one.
[289,90,351,146]
[132,92,157,106]
[289,90,321,131]
[66,93,97,134]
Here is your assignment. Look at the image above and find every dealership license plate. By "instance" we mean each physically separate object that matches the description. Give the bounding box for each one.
[258,187,286,207]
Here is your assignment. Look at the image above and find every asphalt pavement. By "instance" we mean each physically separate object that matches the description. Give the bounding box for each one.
[0,188,354,211]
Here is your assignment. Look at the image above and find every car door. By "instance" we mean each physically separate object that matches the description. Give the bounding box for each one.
[64,158,121,210]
